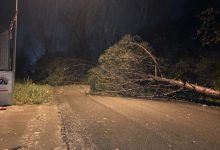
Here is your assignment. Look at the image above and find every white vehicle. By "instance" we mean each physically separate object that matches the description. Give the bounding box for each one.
[0,30,14,106]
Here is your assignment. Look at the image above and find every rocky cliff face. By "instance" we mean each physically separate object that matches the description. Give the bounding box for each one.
[18,0,187,61]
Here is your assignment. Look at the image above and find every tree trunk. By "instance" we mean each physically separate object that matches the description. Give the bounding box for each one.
[147,75,220,99]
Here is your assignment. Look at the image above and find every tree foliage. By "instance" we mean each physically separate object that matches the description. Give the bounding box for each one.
[197,7,220,46]
[33,56,92,86]
[88,35,164,97]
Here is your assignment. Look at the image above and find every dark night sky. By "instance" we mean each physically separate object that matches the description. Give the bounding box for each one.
[0,0,220,62]
[0,0,15,32]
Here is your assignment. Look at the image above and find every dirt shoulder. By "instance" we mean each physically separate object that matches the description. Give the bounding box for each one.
[0,104,66,150]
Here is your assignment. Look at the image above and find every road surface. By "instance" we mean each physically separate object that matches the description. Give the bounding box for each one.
[0,105,66,149]
[55,85,220,150]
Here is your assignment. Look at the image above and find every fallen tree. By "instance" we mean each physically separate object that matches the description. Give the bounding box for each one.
[147,75,220,99]
[88,35,220,101]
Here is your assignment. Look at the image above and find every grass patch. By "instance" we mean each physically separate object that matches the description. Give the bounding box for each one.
[13,79,53,105]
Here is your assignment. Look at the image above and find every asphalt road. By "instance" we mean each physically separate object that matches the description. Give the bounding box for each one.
[55,85,220,150]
